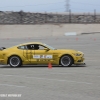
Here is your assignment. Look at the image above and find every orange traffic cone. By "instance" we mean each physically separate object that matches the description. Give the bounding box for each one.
[48,62,52,69]
[76,37,78,41]
[94,38,96,41]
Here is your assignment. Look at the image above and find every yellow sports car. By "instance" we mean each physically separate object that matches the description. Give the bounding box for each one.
[0,42,85,67]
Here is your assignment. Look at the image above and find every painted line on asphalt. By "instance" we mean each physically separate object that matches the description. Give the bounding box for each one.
[0,74,92,85]
[87,60,99,61]
[25,76,92,85]
[0,84,26,88]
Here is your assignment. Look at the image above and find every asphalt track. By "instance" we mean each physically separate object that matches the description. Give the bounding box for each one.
[0,33,100,100]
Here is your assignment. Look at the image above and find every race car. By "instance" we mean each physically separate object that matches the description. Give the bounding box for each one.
[0,42,85,67]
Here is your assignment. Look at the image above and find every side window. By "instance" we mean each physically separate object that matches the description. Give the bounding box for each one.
[25,44,46,50]
[38,45,45,50]
[26,44,35,50]
[17,46,25,49]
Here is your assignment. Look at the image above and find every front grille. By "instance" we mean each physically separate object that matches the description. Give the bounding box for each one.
[78,60,82,62]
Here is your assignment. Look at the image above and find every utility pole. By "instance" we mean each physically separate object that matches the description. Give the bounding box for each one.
[66,0,70,12]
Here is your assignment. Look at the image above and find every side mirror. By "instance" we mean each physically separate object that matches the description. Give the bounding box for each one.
[44,48,50,51]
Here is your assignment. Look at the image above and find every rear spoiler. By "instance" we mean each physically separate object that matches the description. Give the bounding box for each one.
[0,47,6,50]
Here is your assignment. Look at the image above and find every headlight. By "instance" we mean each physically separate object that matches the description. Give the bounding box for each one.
[75,53,81,56]
[78,51,84,57]
[72,53,81,56]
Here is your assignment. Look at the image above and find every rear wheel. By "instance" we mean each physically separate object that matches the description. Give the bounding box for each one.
[8,56,22,67]
[60,55,73,67]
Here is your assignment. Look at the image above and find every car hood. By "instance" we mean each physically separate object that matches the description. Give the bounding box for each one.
[55,49,77,52]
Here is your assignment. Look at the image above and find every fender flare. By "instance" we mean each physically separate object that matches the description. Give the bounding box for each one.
[7,54,24,64]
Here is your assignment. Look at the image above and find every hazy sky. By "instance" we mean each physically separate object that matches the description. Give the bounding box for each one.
[0,0,100,12]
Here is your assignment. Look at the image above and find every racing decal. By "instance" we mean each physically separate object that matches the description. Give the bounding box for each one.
[33,55,40,59]
[33,55,53,59]
[40,55,46,59]
[45,55,52,59]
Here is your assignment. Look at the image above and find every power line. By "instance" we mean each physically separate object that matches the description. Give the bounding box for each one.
[71,7,94,12]
[71,1,100,7]
[65,0,70,12]
[0,1,65,8]
[0,1,100,9]
[0,1,100,12]
[47,7,94,12]
[0,1,100,8]
[44,7,65,12]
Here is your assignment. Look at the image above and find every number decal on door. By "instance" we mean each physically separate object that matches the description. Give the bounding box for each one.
[33,55,53,59]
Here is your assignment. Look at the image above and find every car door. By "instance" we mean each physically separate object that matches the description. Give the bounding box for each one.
[33,44,58,64]
[22,44,36,64]
[22,43,59,65]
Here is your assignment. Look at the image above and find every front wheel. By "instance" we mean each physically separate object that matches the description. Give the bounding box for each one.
[8,56,22,67]
[60,55,73,67]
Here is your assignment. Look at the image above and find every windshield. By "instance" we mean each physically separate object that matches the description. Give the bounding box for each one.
[43,43,55,50]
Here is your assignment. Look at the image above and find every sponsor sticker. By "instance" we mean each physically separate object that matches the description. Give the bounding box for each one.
[46,55,52,59]
[33,55,40,59]
[33,55,53,59]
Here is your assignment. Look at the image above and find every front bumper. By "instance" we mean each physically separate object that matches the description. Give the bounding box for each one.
[0,59,6,64]
[74,57,85,65]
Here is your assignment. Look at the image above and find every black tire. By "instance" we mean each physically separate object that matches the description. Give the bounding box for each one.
[60,55,73,67]
[8,56,22,67]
